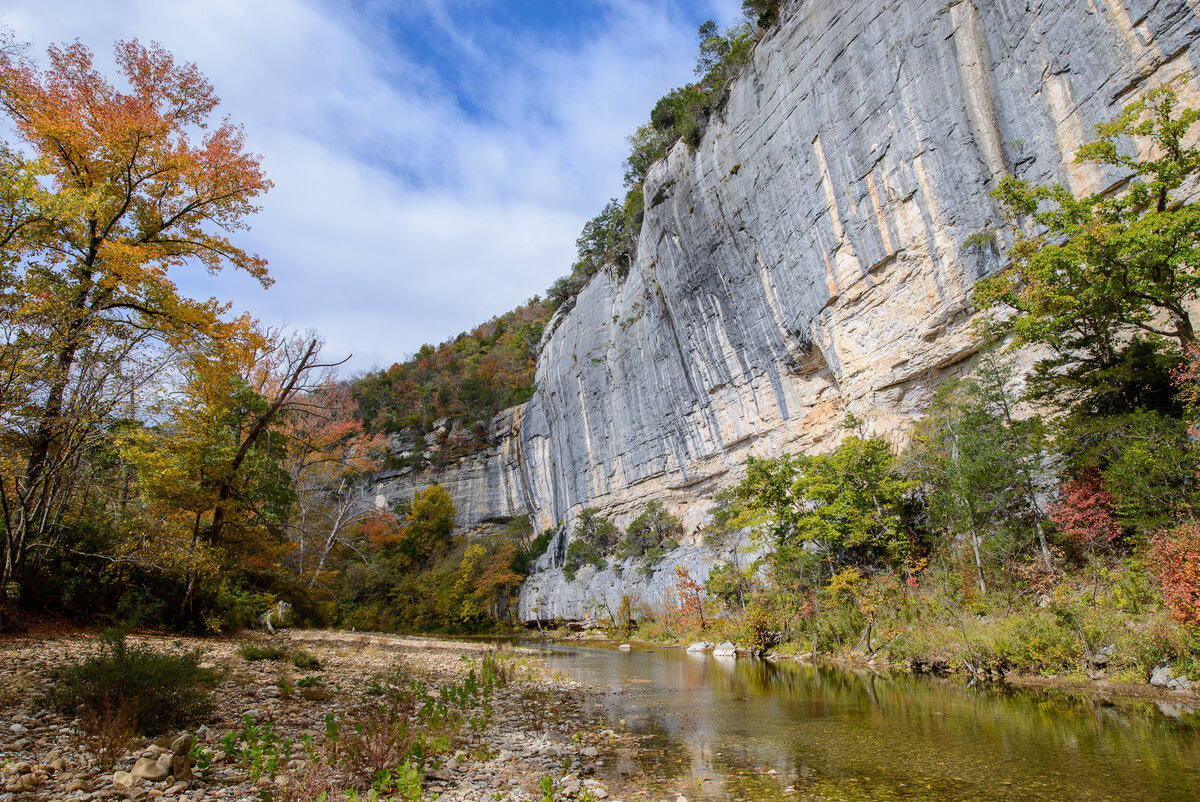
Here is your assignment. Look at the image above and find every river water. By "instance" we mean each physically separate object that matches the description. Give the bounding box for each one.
[521,641,1200,801]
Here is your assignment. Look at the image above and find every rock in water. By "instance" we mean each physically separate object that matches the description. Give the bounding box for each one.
[712,642,737,658]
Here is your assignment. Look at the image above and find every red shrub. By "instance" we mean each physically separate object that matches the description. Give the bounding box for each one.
[675,565,706,630]
[1049,470,1122,548]
[1151,522,1200,626]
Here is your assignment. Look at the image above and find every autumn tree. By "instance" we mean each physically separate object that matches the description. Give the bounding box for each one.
[455,537,525,624]
[280,382,390,589]
[0,39,272,596]
[119,330,330,628]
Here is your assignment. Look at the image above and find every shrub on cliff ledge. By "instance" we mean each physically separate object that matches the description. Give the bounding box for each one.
[616,501,681,576]
[563,508,619,580]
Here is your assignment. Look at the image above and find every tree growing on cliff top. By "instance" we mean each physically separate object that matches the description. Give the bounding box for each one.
[0,39,272,597]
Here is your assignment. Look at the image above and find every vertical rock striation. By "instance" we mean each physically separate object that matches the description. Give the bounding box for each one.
[374,0,1200,621]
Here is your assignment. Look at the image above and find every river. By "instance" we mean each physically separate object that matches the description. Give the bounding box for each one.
[521,641,1200,801]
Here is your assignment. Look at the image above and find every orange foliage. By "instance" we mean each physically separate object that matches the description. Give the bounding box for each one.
[1151,523,1200,626]
[0,37,274,591]
[675,565,707,630]
[356,509,404,549]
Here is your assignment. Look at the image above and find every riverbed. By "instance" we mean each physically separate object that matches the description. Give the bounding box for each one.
[528,641,1200,801]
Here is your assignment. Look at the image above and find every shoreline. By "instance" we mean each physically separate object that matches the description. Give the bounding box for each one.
[537,625,1200,706]
[0,629,633,801]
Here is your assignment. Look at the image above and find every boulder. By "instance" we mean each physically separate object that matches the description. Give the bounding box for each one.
[169,733,195,755]
[686,642,711,653]
[712,642,737,658]
[131,756,168,782]
[1151,664,1175,688]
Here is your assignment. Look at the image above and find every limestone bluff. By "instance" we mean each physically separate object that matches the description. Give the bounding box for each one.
[373,0,1200,620]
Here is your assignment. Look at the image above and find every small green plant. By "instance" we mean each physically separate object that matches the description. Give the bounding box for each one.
[541,774,554,802]
[222,715,292,780]
[324,712,341,762]
[277,672,293,700]
[189,741,213,772]
[297,675,323,688]
[238,642,291,662]
[292,649,322,670]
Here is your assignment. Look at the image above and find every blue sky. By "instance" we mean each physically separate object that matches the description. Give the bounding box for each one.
[4,0,742,373]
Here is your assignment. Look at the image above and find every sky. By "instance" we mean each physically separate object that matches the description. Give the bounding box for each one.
[2,0,743,374]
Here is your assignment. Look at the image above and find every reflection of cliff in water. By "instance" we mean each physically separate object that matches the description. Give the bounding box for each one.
[533,643,1200,801]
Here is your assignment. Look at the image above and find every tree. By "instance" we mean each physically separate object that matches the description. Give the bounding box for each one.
[280,383,390,589]
[1049,470,1123,554]
[0,39,272,595]
[616,501,680,574]
[976,84,1200,365]
[742,0,782,29]
[739,437,916,568]
[563,507,619,580]
[902,349,1052,589]
[117,330,330,628]
[399,485,456,570]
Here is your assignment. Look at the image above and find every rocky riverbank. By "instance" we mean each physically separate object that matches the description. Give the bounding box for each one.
[0,630,643,801]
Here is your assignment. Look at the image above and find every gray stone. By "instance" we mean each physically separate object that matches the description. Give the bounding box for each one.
[712,642,737,658]
[112,771,136,788]
[686,642,711,653]
[170,733,194,757]
[131,757,168,782]
[1152,665,1175,687]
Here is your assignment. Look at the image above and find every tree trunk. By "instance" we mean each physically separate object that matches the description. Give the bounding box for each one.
[969,531,987,595]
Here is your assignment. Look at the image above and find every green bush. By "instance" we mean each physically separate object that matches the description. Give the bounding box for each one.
[238,642,291,662]
[39,630,220,735]
[292,649,322,670]
[616,501,680,576]
[992,611,1080,675]
[562,508,619,581]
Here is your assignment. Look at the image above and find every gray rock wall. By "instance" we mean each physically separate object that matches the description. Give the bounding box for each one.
[377,0,1200,620]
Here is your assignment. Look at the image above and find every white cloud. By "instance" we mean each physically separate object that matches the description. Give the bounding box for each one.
[3,0,744,373]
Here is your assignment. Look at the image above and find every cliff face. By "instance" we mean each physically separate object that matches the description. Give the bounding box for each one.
[377,0,1200,620]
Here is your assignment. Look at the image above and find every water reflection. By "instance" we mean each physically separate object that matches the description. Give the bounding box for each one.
[531,642,1200,801]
